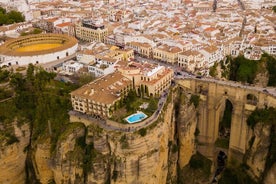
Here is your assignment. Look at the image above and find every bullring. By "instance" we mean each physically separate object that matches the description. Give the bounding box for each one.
[0,33,78,67]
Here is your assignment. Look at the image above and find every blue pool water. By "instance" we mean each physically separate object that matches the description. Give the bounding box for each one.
[125,112,148,123]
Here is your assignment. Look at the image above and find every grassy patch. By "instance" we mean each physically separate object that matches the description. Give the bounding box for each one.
[111,92,158,123]
[219,166,257,184]
[189,152,212,177]
[177,152,212,183]
[215,138,229,149]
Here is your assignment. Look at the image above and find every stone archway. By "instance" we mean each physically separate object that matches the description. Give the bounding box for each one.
[246,93,258,105]
[215,99,233,149]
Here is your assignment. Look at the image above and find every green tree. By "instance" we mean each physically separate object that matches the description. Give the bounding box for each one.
[0,7,25,26]
[229,55,258,84]
[265,53,276,86]
[0,69,9,83]
[273,6,276,13]
[209,62,218,77]
[138,128,147,137]
[0,13,8,25]
[147,98,158,113]
[0,6,6,14]
[7,10,25,23]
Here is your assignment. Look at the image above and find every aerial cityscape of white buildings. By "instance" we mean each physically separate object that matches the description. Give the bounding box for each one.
[0,0,275,75]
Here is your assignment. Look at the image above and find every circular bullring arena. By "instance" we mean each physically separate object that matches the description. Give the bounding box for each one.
[0,34,78,67]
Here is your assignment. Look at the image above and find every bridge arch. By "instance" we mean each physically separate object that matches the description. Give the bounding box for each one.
[246,93,258,105]
[176,78,276,162]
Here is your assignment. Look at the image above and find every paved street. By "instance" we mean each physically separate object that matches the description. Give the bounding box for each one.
[135,55,276,97]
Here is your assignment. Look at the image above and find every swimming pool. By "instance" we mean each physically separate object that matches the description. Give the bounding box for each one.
[125,112,148,123]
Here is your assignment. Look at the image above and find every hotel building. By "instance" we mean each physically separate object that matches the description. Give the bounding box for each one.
[118,61,174,97]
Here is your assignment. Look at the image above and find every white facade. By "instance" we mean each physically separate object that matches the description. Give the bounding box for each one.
[62,61,83,73]
[87,58,119,77]
[0,44,78,67]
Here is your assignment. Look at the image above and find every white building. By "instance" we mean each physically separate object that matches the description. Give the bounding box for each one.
[88,57,119,77]
[62,61,83,73]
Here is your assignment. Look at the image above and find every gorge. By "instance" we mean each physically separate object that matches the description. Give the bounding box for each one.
[0,78,276,184]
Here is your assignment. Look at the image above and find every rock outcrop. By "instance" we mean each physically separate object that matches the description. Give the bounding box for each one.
[52,123,86,184]
[33,139,54,184]
[177,103,197,168]
[264,163,276,184]
[46,93,177,184]
[0,122,30,184]
[246,123,272,178]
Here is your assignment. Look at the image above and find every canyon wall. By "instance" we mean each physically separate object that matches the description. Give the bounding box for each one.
[0,122,30,184]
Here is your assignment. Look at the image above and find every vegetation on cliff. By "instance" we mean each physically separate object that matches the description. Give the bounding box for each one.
[218,54,276,86]
[177,152,212,184]
[219,165,257,184]
[247,107,276,179]
[0,64,79,151]
[189,94,200,108]
[229,55,258,84]
[247,107,276,129]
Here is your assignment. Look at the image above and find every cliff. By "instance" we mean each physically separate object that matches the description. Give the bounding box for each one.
[28,91,179,184]
[0,121,30,184]
[3,83,275,184]
[246,122,271,179]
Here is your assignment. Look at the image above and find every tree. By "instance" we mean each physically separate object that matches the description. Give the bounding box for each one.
[147,98,158,113]
[209,62,218,77]
[0,7,25,26]
[7,10,25,23]
[0,69,9,83]
[273,6,276,13]
[0,13,8,25]
[0,6,6,14]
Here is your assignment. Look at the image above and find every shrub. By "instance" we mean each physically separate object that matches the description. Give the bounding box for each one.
[120,134,128,149]
[189,152,212,177]
[189,95,200,108]
[138,128,147,137]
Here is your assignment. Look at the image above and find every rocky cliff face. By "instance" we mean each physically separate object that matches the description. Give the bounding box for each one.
[246,123,272,179]
[52,123,86,184]
[27,92,179,184]
[264,163,276,184]
[177,103,197,168]
[0,122,30,184]
[4,86,275,184]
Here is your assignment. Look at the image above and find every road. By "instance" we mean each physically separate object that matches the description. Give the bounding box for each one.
[135,55,276,97]
[175,74,276,97]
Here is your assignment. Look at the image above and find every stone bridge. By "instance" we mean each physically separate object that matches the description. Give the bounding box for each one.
[177,78,276,161]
